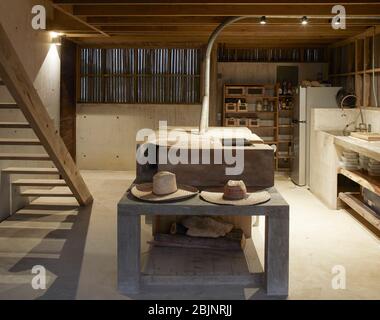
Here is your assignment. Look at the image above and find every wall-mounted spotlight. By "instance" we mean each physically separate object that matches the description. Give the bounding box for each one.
[301,16,308,25]
[260,16,267,25]
[50,31,63,46]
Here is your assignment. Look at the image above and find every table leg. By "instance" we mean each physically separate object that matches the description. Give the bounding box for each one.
[264,209,289,296]
[118,213,141,294]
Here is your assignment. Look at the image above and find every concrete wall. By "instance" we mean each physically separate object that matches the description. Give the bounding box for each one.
[76,104,201,170]
[76,62,328,171]
[0,1,60,186]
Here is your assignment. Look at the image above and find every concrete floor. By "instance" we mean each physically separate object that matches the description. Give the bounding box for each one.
[0,170,379,300]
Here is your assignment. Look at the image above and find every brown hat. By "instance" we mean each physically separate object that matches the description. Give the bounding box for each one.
[200,180,270,206]
[131,171,198,202]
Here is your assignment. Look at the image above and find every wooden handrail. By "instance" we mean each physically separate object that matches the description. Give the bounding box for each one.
[0,23,93,205]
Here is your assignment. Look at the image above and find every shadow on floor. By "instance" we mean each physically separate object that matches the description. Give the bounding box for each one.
[5,201,93,299]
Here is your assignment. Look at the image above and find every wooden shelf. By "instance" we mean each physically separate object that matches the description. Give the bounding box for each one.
[249,126,276,128]
[339,168,380,197]
[339,192,380,231]
[223,83,289,173]
[226,111,275,115]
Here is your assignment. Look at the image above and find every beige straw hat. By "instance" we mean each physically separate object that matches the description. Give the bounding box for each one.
[131,171,198,202]
[200,180,270,206]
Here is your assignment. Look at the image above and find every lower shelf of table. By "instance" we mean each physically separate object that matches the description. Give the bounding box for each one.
[140,237,264,287]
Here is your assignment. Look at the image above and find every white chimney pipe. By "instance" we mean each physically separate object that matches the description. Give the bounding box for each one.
[199,16,247,134]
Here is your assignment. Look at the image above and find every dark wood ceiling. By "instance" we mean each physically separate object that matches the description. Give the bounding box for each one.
[48,1,380,46]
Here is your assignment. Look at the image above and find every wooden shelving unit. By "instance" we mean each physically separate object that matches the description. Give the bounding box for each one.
[338,167,380,231]
[339,168,380,197]
[223,83,294,171]
[329,26,380,108]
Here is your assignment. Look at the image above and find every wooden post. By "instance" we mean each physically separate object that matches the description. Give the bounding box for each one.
[0,23,93,205]
[60,38,77,160]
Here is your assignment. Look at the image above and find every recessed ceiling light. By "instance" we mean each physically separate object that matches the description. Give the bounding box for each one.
[301,16,308,25]
[260,16,267,25]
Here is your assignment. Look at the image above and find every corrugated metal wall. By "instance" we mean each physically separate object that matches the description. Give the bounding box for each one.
[80,48,201,104]
[218,44,327,63]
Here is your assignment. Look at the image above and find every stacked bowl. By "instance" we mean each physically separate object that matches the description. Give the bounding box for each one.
[368,159,380,177]
[341,150,360,170]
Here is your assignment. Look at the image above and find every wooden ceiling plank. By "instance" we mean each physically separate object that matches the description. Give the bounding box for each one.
[84,16,380,26]
[72,4,380,17]
[52,0,380,4]
[51,4,110,36]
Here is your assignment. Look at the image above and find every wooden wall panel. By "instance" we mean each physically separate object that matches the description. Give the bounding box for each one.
[60,38,77,160]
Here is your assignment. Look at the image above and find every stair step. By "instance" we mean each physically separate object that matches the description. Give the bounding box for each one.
[0,80,4,86]
[2,167,58,174]
[0,122,30,128]
[0,103,18,109]
[0,153,50,160]
[13,179,66,187]
[20,188,73,197]
[0,138,40,145]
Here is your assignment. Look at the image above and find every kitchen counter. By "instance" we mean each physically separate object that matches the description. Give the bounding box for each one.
[334,135,380,162]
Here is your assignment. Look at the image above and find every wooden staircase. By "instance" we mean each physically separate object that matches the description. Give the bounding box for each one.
[0,23,92,216]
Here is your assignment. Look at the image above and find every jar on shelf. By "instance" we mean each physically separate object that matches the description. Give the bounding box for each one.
[256,100,263,111]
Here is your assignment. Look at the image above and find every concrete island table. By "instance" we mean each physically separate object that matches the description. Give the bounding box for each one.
[117,186,289,296]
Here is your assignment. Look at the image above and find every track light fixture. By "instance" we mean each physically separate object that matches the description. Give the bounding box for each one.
[260,16,267,25]
[301,16,308,25]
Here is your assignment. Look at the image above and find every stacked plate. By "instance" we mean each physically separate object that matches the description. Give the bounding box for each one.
[359,154,369,171]
[340,150,360,170]
[368,159,380,176]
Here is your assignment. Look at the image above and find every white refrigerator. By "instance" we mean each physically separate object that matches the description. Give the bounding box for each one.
[290,86,341,186]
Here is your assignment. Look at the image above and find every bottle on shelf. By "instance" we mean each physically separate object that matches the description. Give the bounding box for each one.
[282,81,287,95]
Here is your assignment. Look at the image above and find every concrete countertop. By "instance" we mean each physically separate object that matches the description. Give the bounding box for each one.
[334,135,380,162]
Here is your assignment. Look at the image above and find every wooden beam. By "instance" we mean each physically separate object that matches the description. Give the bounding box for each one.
[0,23,93,206]
[85,16,380,26]
[74,36,343,46]
[52,0,380,4]
[72,4,380,17]
[51,3,110,36]
[97,25,367,33]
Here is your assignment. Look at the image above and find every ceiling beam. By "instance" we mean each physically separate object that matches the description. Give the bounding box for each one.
[74,36,345,46]
[72,4,380,17]
[50,3,110,36]
[84,16,380,26]
[52,0,380,4]
[97,25,367,33]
